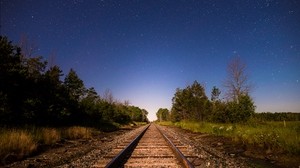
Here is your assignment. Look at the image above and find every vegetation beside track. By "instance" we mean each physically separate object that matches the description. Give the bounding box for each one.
[0,126,96,161]
[0,122,142,164]
[157,120,300,154]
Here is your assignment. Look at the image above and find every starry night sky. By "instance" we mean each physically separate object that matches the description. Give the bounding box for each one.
[1,0,300,121]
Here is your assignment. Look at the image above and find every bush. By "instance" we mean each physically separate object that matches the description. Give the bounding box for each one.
[226,94,255,123]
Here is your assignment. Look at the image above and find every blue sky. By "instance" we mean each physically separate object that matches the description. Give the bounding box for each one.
[1,0,300,121]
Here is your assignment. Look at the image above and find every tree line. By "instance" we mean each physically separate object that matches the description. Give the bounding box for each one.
[0,36,148,128]
[157,57,256,123]
[253,112,300,121]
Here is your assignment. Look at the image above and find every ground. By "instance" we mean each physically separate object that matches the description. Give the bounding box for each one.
[3,125,299,168]
[166,125,300,168]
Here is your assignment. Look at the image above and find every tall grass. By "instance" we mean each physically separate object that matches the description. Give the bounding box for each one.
[62,126,92,139]
[159,121,300,154]
[0,129,37,159]
[32,128,61,145]
[0,126,95,163]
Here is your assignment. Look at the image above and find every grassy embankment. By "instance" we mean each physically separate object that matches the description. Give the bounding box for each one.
[0,121,148,163]
[0,126,96,161]
[158,120,300,154]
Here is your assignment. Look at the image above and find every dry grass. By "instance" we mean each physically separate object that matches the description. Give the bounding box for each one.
[40,128,61,145]
[0,126,95,163]
[0,129,37,159]
[62,126,92,139]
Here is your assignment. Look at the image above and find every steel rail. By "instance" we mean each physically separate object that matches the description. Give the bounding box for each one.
[155,124,195,168]
[104,124,150,168]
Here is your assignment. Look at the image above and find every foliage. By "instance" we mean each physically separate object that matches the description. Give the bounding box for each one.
[211,86,221,102]
[225,94,255,123]
[209,100,228,123]
[169,81,255,123]
[253,112,300,121]
[127,105,149,122]
[0,36,148,127]
[165,121,300,154]
[64,69,85,101]
[156,108,170,122]
[167,57,255,123]
[171,81,210,122]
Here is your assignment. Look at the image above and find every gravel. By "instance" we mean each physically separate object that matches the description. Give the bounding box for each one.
[157,125,248,168]
[4,124,251,168]
[4,126,146,168]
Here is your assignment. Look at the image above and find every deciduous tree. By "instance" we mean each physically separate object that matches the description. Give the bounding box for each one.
[224,57,251,103]
[223,57,255,122]
[156,108,170,122]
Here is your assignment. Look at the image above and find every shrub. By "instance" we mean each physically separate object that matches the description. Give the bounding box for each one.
[226,94,255,123]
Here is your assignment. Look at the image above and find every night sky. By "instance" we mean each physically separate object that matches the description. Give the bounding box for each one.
[1,0,300,121]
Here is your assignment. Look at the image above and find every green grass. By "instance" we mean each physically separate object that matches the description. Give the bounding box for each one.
[133,122,148,126]
[158,120,300,154]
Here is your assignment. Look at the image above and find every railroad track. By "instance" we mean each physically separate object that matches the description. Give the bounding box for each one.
[93,123,197,168]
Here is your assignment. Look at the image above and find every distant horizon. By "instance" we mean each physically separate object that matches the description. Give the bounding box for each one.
[1,0,299,122]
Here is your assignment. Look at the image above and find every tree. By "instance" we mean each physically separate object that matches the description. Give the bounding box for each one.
[103,89,114,104]
[38,65,70,125]
[141,109,149,122]
[0,36,148,127]
[45,65,63,86]
[64,69,86,101]
[18,34,38,58]
[0,36,27,125]
[212,103,227,123]
[156,108,170,122]
[189,81,210,121]
[223,57,255,122]
[210,86,223,122]
[171,88,186,122]
[211,86,221,102]
[23,56,47,80]
[225,94,255,123]
[171,81,209,122]
[224,57,251,103]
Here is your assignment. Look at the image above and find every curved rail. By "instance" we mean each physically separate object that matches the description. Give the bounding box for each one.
[104,124,150,168]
